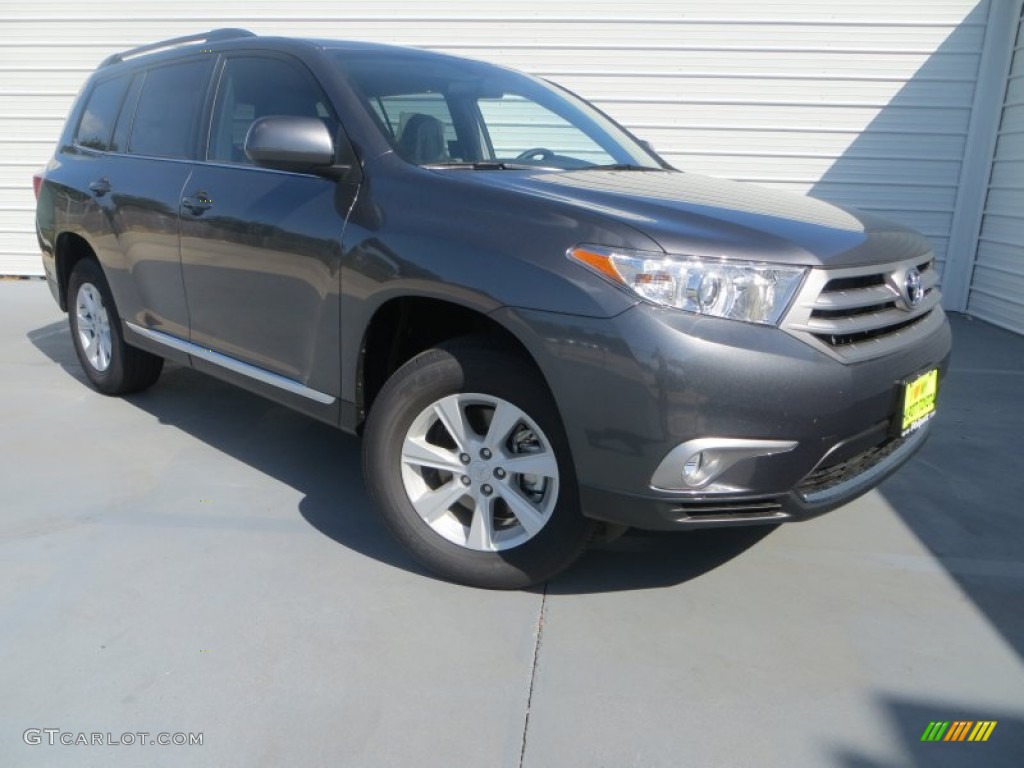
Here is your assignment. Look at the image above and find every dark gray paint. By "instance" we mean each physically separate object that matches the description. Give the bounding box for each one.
[36,35,952,531]
[179,162,351,390]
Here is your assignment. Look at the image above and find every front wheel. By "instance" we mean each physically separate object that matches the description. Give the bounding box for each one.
[363,340,594,588]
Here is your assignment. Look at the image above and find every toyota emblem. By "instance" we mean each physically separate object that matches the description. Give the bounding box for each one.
[903,267,924,308]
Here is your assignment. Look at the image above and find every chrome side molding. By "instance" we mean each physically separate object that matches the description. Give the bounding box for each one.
[125,322,336,405]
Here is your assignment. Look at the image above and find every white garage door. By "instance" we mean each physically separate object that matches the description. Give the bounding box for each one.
[968,8,1024,333]
[0,0,987,280]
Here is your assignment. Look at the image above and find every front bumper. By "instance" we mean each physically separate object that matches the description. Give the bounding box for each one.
[579,420,932,529]
[494,300,951,530]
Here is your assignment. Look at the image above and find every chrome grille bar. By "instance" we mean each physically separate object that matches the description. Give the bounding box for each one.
[790,289,940,335]
[780,254,944,363]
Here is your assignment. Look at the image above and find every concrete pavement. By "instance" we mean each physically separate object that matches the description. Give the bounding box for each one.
[1,279,1022,767]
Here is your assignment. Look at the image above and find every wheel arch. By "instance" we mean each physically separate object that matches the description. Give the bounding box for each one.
[356,295,550,430]
[54,231,100,311]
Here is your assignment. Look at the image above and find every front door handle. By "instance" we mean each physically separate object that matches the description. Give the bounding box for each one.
[88,178,111,197]
[181,193,212,215]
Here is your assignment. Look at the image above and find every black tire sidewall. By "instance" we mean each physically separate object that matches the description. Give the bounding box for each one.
[363,343,591,588]
[67,259,130,394]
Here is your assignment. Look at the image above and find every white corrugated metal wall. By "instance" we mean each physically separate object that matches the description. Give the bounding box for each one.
[968,5,1024,333]
[0,0,1014,326]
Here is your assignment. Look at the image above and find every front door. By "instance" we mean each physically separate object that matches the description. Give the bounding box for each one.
[180,54,357,393]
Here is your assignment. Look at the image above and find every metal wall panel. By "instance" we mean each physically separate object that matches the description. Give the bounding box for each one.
[0,0,987,278]
[969,9,1024,333]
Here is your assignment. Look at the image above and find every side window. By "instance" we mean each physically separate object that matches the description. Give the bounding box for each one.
[111,74,143,153]
[478,95,615,165]
[75,75,131,151]
[128,60,212,159]
[209,56,334,165]
[371,93,458,163]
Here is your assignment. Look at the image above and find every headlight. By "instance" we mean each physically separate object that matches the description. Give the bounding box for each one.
[570,245,806,326]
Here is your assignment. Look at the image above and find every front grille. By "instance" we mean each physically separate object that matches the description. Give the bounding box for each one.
[781,255,944,362]
[797,434,906,498]
[817,314,924,347]
[824,272,886,292]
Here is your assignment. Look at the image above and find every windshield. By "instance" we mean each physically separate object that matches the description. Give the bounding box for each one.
[330,51,664,170]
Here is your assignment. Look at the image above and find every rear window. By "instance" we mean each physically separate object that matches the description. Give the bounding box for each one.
[75,75,131,151]
[128,60,212,159]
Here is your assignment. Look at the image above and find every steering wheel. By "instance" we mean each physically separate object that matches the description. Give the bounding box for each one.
[515,147,556,162]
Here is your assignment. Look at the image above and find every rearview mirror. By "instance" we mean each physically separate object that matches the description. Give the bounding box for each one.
[245,116,338,174]
[448,78,505,100]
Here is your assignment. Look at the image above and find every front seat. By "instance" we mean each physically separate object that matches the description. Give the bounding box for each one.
[397,114,449,165]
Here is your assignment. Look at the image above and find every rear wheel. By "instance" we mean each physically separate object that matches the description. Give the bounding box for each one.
[68,259,163,395]
[363,340,594,588]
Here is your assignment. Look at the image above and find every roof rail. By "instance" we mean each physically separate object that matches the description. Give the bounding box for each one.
[99,28,256,67]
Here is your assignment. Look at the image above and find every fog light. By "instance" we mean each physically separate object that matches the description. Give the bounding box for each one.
[682,452,705,485]
[651,437,799,492]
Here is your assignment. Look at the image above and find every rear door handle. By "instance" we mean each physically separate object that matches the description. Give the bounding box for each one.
[88,178,111,196]
[181,193,212,215]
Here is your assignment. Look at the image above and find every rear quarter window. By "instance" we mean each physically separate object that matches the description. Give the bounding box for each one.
[75,75,131,151]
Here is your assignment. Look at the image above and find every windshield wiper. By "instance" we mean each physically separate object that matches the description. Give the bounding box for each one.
[423,161,546,171]
[580,163,665,171]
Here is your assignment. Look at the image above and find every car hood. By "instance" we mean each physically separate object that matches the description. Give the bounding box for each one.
[444,168,931,268]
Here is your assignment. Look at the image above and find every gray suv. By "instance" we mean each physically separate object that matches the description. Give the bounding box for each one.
[34,30,951,588]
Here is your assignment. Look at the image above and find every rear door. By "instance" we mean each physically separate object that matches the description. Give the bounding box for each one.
[180,53,354,393]
[103,58,213,338]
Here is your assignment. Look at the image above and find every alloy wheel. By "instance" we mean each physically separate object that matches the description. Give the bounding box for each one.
[400,393,560,551]
[75,282,112,372]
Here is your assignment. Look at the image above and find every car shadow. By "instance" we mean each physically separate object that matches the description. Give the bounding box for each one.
[28,318,776,593]
[875,315,1024,662]
[548,524,776,594]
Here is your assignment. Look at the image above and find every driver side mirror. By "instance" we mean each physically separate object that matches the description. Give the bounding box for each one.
[245,116,359,180]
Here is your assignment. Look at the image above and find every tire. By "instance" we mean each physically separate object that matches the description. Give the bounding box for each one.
[363,339,595,589]
[67,258,163,395]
